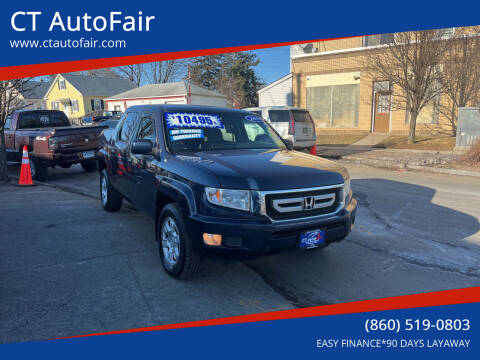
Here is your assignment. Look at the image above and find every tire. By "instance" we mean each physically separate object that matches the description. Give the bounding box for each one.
[100,169,123,212]
[30,159,48,181]
[81,160,97,172]
[158,203,203,279]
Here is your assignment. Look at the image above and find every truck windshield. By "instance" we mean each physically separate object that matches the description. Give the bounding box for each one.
[17,111,70,129]
[164,112,287,153]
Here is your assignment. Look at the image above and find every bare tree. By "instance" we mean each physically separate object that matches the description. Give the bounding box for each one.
[116,64,144,86]
[437,27,480,136]
[0,79,35,182]
[148,60,187,84]
[363,29,449,143]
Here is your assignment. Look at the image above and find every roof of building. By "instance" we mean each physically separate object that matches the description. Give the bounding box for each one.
[105,81,227,100]
[59,74,136,97]
[21,80,51,99]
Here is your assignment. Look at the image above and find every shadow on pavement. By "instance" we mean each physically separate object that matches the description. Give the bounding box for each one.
[351,178,480,244]
[8,163,99,197]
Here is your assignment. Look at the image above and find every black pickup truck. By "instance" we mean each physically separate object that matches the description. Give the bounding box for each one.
[97,105,357,278]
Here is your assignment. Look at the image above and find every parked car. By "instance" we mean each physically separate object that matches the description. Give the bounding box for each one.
[102,110,123,120]
[82,111,123,125]
[5,110,107,180]
[82,115,111,125]
[243,106,316,150]
[97,105,356,279]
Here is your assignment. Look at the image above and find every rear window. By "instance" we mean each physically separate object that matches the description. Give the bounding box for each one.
[17,112,70,129]
[292,110,313,123]
[268,110,290,123]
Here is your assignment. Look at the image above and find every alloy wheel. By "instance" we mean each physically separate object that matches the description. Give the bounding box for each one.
[161,217,181,269]
[101,175,108,206]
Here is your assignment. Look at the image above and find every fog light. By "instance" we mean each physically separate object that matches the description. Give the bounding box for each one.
[203,233,222,246]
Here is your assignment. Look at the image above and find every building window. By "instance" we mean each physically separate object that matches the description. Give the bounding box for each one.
[51,101,59,110]
[72,100,79,112]
[307,84,359,128]
[405,77,441,124]
[58,79,66,90]
[92,99,103,111]
[114,105,121,111]
[405,97,440,125]
[363,33,394,47]
[376,94,391,113]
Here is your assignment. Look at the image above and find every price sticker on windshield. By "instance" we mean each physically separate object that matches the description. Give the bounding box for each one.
[169,129,204,141]
[245,115,264,123]
[165,113,224,129]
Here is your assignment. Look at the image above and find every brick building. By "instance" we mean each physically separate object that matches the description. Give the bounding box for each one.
[290,32,454,135]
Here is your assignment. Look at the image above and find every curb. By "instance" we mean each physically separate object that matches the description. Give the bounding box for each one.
[405,165,480,177]
[341,157,480,177]
[316,145,457,155]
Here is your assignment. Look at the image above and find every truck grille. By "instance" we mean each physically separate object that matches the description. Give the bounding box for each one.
[263,186,342,221]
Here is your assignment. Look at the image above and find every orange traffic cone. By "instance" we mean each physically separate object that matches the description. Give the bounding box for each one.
[310,145,317,156]
[18,145,34,186]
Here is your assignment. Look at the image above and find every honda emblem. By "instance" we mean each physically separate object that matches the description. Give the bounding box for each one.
[303,196,314,210]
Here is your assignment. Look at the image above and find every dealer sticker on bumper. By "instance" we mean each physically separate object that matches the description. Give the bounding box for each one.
[299,229,325,249]
[82,151,95,159]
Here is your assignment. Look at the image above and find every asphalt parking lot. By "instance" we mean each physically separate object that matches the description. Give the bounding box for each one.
[2,163,480,343]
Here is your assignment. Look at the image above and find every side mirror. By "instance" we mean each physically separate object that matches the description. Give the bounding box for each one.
[284,138,294,150]
[131,140,153,155]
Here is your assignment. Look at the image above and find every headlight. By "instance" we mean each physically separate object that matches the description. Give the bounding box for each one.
[343,175,351,205]
[205,187,250,212]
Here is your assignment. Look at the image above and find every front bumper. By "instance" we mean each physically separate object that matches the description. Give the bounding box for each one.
[186,198,357,258]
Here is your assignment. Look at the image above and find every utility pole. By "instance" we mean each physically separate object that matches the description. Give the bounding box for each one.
[186,65,192,105]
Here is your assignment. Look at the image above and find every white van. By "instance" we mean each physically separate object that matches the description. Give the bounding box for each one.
[244,106,316,150]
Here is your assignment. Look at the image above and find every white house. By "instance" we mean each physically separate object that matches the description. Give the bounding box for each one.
[105,82,229,111]
[258,73,293,107]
